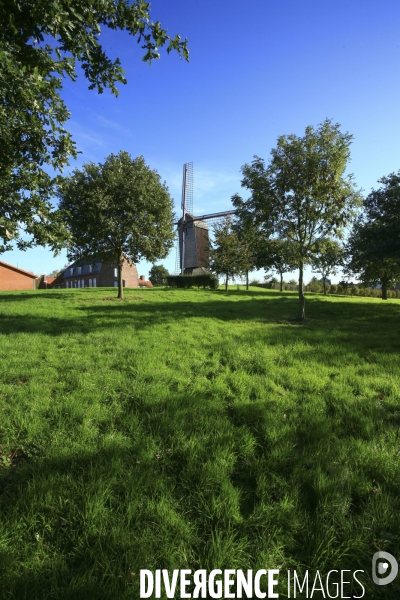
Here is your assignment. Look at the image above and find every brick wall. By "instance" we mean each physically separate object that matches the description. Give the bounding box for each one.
[0,263,37,290]
[99,259,138,287]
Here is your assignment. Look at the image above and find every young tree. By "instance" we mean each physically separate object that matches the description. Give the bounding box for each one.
[0,1,188,254]
[149,264,170,287]
[311,238,345,295]
[233,119,361,319]
[345,219,400,300]
[209,217,243,292]
[58,152,175,299]
[232,217,265,290]
[264,238,297,292]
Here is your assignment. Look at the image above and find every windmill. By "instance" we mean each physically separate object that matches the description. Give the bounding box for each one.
[174,162,236,275]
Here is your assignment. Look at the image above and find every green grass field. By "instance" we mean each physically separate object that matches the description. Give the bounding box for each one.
[0,287,399,599]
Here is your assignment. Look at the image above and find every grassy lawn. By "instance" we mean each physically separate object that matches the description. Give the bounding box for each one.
[0,287,399,599]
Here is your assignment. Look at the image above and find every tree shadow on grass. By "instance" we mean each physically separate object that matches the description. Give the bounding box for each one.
[1,382,398,599]
[0,292,399,364]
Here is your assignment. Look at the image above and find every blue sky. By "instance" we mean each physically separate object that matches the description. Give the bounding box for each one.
[6,0,400,283]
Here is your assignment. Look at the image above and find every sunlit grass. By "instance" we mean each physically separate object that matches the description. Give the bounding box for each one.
[0,287,399,598]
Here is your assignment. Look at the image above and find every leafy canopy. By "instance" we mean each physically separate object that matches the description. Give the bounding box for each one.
[311,238,345,293]
[209,217,244,291]
[149,264,170,287]
[345,220,400,300]
[345,171,400,299]
[234,119,361,317]
[58,151,175,298]
[363,170,400,258]
[0,0,188,252]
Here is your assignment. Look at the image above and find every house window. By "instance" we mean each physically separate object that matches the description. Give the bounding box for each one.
[114,280,118,287]
[81,279,85,288]
[114,268,118,278]
[88,279,92,287]
[92,277,97,287]
[65,281,68,288]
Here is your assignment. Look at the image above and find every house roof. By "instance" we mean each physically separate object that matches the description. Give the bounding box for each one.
[0,260,38,279]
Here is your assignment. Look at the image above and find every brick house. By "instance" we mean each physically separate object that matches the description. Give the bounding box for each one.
[0,261,38,291]
[38,276,56,289]
[49,257,151,289]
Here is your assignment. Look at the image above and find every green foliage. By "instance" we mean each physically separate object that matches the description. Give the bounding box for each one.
[209,217,244,291]
[0,288,399,598]
[231,213,268,288]
[363,170,400,259]
[346,219,400,300]
[264,238,297,291]
[233,119,362,318]
[311,238,345,295]
[166,274,219,289]
[346,172,400,300]
[0,0,188,252]
[149,264,170,286]
[58,152,175,299]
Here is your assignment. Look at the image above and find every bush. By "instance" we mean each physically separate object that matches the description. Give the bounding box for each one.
[166,274,219,289]
[307,277,323,293]
[149,264,170,286]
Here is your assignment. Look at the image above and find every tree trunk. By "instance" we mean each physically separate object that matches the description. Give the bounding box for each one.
[298,261,305,320]
[280,272,283,292]
[117,253,124,300]
[246,270,249,290]
[225,274,228,292]
[323,276,327,295]
[381,279,388,300]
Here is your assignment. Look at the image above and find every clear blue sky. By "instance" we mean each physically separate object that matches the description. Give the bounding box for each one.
[6,0,400,283]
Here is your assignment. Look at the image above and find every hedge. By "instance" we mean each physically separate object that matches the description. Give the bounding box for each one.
[166,274,219,289]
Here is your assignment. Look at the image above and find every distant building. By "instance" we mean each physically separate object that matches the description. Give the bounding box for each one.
[0,261,38,291]
[138,275,153,288]
[45,256,151,289]
[178,213,210,275]
[38,276,56,289]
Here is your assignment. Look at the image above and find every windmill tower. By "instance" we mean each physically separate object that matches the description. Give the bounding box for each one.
[175,162,237,274]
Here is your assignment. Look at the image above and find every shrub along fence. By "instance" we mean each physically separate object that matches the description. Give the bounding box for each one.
[166,274,219,289]
[249,281,400,298]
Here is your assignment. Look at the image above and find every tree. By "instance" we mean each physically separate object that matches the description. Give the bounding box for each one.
[58,152,175,299]
[0,1,188,253]
[311,238,345,295]
[233,119,361,319]
[344,172,400,300]
[363,171,400,259]
[209,217,243,292]
[345,218,400,300]
[264,238,297,292]
[232,216,264,290]
[149,264,170,287]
